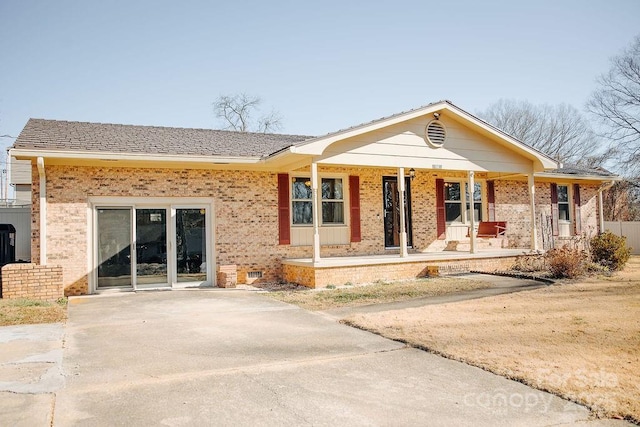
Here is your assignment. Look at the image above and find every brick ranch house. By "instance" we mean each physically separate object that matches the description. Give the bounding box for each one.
[9,100,617,295]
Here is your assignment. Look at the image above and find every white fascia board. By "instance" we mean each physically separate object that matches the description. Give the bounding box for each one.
[290,103,449,155]
[444,104,559,170]
[287,101,559,170]
[534,172,621,181]
[9,148,262,164]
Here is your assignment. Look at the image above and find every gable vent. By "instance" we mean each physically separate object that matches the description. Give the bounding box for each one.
[425,120,446,147]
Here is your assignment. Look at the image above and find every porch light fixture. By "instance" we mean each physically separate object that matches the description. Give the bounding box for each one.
[409,168,416,180]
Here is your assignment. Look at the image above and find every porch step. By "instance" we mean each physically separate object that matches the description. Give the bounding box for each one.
[444,237,509,252]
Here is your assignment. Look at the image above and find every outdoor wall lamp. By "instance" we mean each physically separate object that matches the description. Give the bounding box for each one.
[409,168,416,180]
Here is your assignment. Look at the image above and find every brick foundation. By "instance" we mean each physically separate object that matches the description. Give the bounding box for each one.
[0,263,63,301]
[282,255,519,288]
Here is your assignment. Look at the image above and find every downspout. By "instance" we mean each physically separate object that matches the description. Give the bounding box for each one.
[598,180,615,234]
[37,157,47,265]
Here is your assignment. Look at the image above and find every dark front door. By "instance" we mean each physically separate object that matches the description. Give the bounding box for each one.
[383,176,413,248]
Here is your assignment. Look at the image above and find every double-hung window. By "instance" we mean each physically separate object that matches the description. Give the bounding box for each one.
[321,178,344,224]
[557,185,570,222]
[466,182,483,222]
[292,176,345,225]
[445,181,483,223]
[444,182,462,222]
[292,177,313,225]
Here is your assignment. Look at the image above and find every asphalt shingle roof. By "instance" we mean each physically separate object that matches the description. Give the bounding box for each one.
[541,164,617,177]
[13,119,313,158]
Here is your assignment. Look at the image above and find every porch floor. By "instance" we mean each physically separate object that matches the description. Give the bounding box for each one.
[281,248,532,288]
[283,248,529,267]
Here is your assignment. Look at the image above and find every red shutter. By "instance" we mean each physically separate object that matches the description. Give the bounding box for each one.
[573,184,581,235]
[349,175,361,242]
[436,179,446,239]
[487,180,496,222]
[277,174,290,245]
[550,183,559,237]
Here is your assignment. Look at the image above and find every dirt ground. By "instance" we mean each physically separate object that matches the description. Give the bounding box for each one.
[344,257,640,423]
[266,276,490,311]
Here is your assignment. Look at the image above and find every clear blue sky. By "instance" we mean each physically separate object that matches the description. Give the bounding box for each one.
[1,0,639,151]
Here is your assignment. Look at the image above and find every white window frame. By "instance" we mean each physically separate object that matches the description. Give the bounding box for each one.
[444,180,485,224]
[88,196,214,293]
[291,177,314,226]
[557,184,572,237]
[290,174,348,227]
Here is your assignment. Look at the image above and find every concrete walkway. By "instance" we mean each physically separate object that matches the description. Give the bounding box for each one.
[0,280,632,426]
[0,323,65,426]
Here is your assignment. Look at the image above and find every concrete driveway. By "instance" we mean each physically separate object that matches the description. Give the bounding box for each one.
[35,290,633,425]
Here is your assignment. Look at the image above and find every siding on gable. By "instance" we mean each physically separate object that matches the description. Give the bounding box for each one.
[317,116,534,173]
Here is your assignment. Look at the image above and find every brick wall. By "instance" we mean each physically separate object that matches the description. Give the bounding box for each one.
[495,180,600,250]
[32,163,603,295]
[0,263,63,301]
[283,255,519,288]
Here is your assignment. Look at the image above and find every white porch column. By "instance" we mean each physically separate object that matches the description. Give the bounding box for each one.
[528,173,539,251]
[311,162,321,263]
[468,171,476,254]
[398,168,408,258]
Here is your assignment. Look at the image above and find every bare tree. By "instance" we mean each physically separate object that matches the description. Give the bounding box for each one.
[603,181,640,221]
[213,93,283,133]
[587,35,640,178]
[477,99,603,166]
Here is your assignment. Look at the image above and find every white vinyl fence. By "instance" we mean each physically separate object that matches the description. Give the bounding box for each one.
[604,221,640,255]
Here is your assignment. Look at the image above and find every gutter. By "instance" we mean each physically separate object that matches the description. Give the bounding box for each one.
[10,148,262,165]
[533,172,620,181]
[598,180,616,233]
[36,157,46,265]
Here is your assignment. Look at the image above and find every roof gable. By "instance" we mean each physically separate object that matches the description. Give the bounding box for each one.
[287,100,559,171]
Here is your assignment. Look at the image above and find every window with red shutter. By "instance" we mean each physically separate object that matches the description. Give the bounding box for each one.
[436,179,446,239]
[573,184,581,235]
[277,174,290,245]
[349,175,361,242]
[487,180,496,222]
[550,183,559,237]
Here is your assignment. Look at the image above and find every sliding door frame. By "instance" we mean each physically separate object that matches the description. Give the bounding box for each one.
[88,197,215,293]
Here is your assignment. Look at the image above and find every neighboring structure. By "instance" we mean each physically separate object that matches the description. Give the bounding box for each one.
[9,101,618,295]
[10,158,33,204]
[0,158,32,262]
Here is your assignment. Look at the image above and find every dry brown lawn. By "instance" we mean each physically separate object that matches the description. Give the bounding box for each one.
[266,277,490,311]
[344,256,640,423]
[0,298,67,326]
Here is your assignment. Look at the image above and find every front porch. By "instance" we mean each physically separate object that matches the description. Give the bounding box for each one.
[282,248,528,288]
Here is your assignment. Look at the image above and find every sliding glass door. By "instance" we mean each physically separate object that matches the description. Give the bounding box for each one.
[135,208,168,287]
[176,208,207,283]
[97,208,132,288]
[95,203,210,291]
